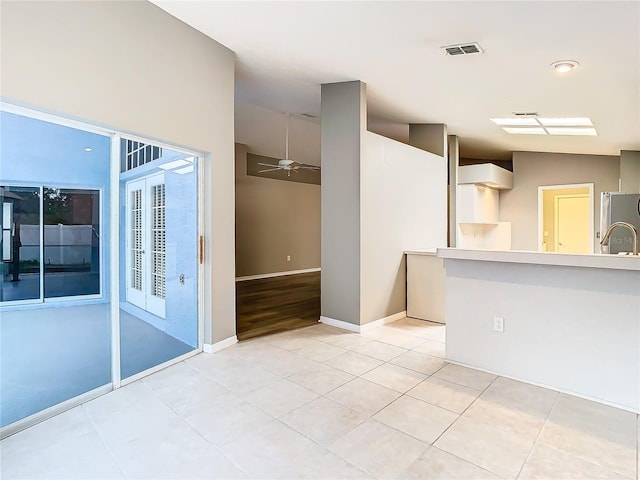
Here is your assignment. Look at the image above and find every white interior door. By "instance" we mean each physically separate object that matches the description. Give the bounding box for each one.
[126,174,165,318]
[555,194,590,253]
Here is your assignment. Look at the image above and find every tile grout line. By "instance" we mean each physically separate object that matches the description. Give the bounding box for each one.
[531,398,638,479]
[428,373,498,447]
[418,374,506,478]
[211,332,377,479]
[193,323,474,478]
[81,393,134,480]
[271,416,371,478]
[325,349,463,479]
[513,388,561,479]
[139,364,257,480]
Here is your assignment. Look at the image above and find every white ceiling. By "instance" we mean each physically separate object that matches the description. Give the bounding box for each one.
[152,1,639,161]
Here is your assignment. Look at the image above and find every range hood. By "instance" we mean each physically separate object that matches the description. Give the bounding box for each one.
[458,164,513,190]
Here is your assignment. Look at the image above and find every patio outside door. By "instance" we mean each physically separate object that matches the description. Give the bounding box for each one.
[126,174,166,319]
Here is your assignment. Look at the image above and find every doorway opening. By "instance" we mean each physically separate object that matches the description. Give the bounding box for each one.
[234,138,321,341]
[538,183,594,254]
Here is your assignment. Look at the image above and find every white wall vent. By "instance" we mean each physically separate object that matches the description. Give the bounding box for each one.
[442,42,483,56]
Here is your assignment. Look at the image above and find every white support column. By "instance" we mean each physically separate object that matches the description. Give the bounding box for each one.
[448,135,460,247]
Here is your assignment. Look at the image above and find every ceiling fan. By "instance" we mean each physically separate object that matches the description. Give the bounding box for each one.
[258,113,320,177]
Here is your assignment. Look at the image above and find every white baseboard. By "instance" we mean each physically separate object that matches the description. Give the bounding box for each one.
[203,335,238,353]
[236,268,320,282]
[320,311,407,334]
[445,358,640,414]
[319,316,360,332]
[360,311,407,332]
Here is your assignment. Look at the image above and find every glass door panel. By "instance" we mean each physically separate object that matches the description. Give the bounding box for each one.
[43,188,101,298]
[119,146,198,379]
[0,110,112,430]
[0,186,41,303]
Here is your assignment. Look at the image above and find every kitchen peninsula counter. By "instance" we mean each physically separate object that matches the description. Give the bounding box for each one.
[437,248,640,412]
[438,248,640,271]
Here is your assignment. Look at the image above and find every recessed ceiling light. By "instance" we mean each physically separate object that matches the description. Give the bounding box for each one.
[84,147,93,152]
[551,60,579,73]
[491,117,539,126]
[537,117,593,126]
[502,127,547,135]
[546,127,598,136]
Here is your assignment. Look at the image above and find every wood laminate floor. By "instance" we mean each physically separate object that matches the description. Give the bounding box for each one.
[236,271,320,341]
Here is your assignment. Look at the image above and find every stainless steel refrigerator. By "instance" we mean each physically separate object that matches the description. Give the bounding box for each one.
[600,192,640,254]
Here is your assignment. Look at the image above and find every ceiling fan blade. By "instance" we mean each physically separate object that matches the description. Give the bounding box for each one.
[257,163,279,168]
[297,166,321,170]
[258,168,282,173]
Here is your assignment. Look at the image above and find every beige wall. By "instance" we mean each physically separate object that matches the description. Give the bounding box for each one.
[620,150,640,193]
[235,144,320,277]
[500,152,619,251]
[1,0,236,343]
[542,187,590,252]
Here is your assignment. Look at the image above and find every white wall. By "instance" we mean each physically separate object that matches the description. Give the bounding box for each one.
[444,257,640,412]
[360,132,447,324]
[500,151,619,252]
[0,1,236,343]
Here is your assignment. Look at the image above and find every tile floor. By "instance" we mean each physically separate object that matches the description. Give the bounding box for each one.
[1,317,639,480]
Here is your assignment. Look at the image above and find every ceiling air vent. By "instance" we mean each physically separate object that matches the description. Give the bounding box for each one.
[442,42,483,56]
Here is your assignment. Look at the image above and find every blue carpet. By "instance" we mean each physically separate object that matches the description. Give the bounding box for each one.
[0,304,194,427]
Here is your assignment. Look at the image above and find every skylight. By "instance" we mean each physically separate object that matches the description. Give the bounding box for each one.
[546,127,597,136]
[491,117,597,136]
[491,117,539,126]
[158,158,193,170]
[503,127,546,135]
[537,117,593,127]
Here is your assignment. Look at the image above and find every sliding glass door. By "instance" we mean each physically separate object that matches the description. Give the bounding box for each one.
[119,141,199,380]
[0,110,112,430]
[0,107,201,436]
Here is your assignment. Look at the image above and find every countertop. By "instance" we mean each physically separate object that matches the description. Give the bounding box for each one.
[436,248,640,271]
[404,248,437,256]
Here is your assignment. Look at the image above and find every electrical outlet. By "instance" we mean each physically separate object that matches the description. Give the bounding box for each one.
[493,316,504,333]
[286,255,291,261]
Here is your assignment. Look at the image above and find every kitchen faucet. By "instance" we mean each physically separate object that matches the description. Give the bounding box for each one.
[600,221,639,255]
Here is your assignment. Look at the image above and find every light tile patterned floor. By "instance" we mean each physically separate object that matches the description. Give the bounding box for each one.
[2,318,639,480]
